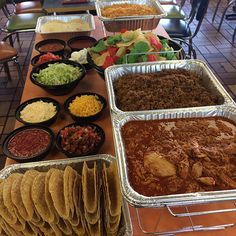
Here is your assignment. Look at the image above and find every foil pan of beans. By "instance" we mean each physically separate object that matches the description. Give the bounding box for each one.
[112,106,236,208]
[105,60,235,117]
[0,154,132,236]
[95,0,166,32]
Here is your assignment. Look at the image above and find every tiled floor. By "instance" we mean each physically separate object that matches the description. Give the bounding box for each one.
[0,0,236,168]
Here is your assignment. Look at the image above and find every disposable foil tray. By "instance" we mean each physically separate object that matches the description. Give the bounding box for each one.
[95,0,166,32]
[35,14,95,35]
[0,154,132,236]
[105,60,235,115]
[112,106,236,208]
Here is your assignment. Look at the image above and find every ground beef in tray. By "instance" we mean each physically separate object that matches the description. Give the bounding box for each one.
[114,69,222,111]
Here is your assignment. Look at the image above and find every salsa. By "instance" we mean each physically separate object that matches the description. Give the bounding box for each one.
[60,125,101,155]
[7,129,51,158]
[36,53,61,65]
[70,39,95,50]
[39,43,64,52]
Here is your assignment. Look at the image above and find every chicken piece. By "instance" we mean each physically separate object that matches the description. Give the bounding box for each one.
[224,143,236,155]
[190,140,207,159]
[144,152,176,177]
[218,173,236,188]
[166,176,183,193]
[191,162,203,178]
[178,158,189,179]
[197,177,215,186]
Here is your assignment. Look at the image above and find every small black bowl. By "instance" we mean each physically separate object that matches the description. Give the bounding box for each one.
[2,125,54,163]
[15,97,60,126]
[35,39,66,56]
[87,35,186,79]
[67,36,97,52]
[30,60,86,96]
[56,122,105,158]
[31,53,65,66]
[64,92,106,122]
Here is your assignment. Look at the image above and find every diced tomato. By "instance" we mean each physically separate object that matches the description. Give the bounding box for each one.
[120,28,128,33]
[113,55,120,64]
[149,36,162,51]
[37,52,61,65]
[108,47,118,56]
[147,54,157,62]
[101,56,114,69]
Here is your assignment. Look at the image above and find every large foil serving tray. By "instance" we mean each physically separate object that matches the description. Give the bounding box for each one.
[112,106,236,208]
[0,154,132,236]
[105,60,235,116]
[35,14,95,35]
[95,0,166,32]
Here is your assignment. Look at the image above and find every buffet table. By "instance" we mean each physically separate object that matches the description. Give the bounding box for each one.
[4,18,236,235]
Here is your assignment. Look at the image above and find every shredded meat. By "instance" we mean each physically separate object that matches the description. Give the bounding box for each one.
[122,117,236,196]
[114,69,222,111]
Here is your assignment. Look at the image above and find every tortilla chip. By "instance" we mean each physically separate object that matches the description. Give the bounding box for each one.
[31,172,54,223]
[82,162,98,214]
[45,169,59,224]
[49,169,70,219]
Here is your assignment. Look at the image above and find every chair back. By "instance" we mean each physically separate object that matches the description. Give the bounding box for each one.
[188,0,210,38]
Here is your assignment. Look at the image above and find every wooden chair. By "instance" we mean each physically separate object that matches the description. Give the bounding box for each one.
[0,34,24,86]
[160,0,210,59]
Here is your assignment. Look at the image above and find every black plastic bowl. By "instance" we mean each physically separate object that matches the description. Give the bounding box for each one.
[30,60,86,96]
[87,35,186,78]
[35,39,66,56]
[64,92,107,122]
[67,36,97,52]
[15,97,60,126]
[31,53,65,66]
[56,122,105,158]
[2,125,54,163]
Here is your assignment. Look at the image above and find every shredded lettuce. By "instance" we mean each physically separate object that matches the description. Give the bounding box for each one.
[33,63,81,85]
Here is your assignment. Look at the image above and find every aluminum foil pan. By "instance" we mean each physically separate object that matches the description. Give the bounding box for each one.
[112,106,236,208]
[95,0,166,32]
[105,60,235,116]
[35,14,95,35]
[0,154,132,236]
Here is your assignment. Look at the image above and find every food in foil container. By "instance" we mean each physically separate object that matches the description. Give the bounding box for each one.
[40,19,90,33]
[114,69,222,111]
[0,161,122,235]
[88,29,179,69]
[121,117,236,197]
[101,3,158,18]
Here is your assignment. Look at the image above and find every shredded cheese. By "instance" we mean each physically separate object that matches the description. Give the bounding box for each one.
[20,100,57,123]
[69,95,103,117]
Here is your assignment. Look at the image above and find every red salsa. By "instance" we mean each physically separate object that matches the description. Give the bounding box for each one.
[7,129,51,158]
[60,125,101,155]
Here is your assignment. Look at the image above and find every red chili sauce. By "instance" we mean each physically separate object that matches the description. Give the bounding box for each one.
[39,43,64,52]
[7,129,51,158]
